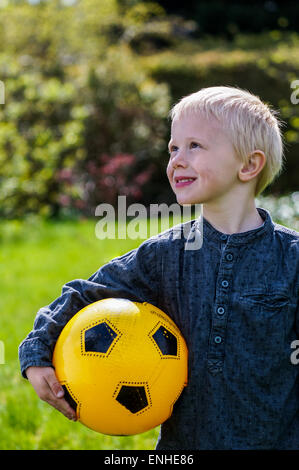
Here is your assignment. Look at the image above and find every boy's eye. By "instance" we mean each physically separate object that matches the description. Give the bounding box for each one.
[168,142,202,155]
[169,145,178,154]
[190,142,201,149]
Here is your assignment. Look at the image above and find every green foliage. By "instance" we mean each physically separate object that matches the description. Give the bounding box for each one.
[156,0,299,37]
[0,1,298,218]
[0,62,87,217]
[142,32,299,195]
[0,1,171,217]
[0,217,159,449]
[255,192,299,232]
[80,46,170,212]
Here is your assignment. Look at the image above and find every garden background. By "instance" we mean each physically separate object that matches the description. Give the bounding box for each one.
[0,0,298,450]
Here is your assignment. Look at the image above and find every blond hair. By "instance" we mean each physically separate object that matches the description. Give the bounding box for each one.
[169,86,285,196]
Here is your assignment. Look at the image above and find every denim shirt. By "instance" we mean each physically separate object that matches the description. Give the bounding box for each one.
[19,207,299,450]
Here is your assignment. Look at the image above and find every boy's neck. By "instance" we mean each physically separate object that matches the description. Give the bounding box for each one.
[202,200,264,235]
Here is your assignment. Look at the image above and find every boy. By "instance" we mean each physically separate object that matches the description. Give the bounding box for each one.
[19,86,299,450]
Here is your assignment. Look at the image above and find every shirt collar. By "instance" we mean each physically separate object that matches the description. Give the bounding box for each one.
[197,207,274,245]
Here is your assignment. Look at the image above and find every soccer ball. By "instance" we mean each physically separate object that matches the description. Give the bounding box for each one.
[52,298,188,436]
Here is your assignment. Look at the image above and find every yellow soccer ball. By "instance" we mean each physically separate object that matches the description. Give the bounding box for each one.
[52,298,188,436]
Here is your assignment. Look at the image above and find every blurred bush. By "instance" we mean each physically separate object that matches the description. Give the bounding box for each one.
[80,47,170,213]
[0,0,298,218]
[141,31,299,196]
[0,0,171,217]
[155,0,299,38]
[0,65,87,218]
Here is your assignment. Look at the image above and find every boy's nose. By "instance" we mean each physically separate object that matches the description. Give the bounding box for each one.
[171,150,187,168]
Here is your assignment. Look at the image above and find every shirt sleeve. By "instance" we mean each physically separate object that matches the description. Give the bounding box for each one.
[18,237,160,378]
[296,285,299,337]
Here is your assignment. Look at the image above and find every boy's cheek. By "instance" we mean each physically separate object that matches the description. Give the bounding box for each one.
[166,165,173,184]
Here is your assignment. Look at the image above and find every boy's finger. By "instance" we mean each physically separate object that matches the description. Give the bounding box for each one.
[26,367,77,421]
[44,369,64,398]
[43,372,77,420]
[48,396,77,421]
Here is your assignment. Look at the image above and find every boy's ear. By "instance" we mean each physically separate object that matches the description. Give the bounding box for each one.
[238,150,266,182]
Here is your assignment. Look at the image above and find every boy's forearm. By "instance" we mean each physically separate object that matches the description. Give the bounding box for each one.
[19,339,54,378]
[19,279,96,378]
[18,276,123,376]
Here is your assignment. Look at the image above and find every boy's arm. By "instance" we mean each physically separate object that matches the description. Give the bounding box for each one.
[19,237,160,379]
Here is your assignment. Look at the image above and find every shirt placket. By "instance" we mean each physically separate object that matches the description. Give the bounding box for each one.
[207,234,234,375]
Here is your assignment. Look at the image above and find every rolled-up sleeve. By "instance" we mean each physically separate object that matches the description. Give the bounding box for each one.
[19,237,160,378]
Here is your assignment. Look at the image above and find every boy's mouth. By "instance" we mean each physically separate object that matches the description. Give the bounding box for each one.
[174,176,197,188]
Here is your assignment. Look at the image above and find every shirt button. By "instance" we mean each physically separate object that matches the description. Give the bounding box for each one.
[225,253,233,261]
[217,306,225,315]
[214,336,222,344]
[220,234,228,241]
[221,280,229,288]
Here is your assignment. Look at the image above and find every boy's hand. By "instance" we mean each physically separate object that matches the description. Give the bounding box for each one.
[26,366,77,421]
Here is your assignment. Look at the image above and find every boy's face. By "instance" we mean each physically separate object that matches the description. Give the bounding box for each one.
[167,112,243,206]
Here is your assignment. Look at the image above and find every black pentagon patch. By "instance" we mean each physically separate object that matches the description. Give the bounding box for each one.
[62,385,78,413]
[84,321,117,353]
[152,326,177,356]
[116,385,148,414]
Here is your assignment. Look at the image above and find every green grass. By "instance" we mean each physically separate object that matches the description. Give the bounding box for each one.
[0,194,297,449]
[0,217,162,450]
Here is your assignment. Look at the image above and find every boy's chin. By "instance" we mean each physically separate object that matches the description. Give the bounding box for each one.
[176,195,203,206]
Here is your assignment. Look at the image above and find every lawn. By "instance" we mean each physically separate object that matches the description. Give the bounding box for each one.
[0,217,161,450]
[0,194,298,450]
